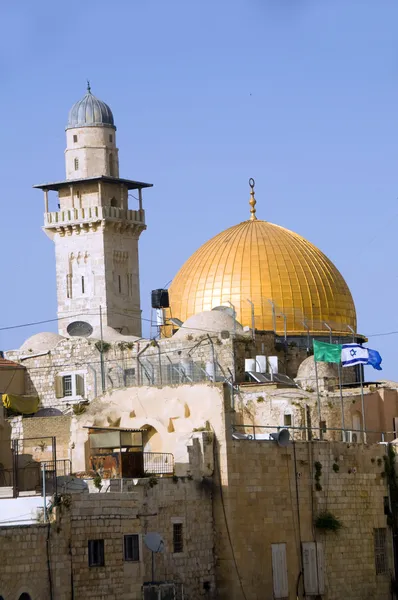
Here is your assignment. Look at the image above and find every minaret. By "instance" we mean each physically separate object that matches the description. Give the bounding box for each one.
[34,84,152,338]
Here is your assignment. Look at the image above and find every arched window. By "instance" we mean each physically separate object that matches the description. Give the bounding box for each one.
[74,157,79,171]
[110,197,117,208]
[109,153,114,176]
[19,594,32,600]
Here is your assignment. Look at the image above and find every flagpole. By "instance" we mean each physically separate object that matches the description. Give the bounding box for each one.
[359,365,367,444]
[314,357,322,440]
[337,361,346,442]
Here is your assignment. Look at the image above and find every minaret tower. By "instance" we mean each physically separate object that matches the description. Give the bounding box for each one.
[34,84,152,338]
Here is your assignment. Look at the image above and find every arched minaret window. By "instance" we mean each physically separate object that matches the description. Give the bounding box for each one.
[110,197,117,207]
[74,158,79,171]
[109,153,114,176]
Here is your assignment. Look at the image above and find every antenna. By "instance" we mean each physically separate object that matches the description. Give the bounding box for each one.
[144,532,164,582]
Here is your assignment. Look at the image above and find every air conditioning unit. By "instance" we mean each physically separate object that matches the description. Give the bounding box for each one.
[345,431,359,443]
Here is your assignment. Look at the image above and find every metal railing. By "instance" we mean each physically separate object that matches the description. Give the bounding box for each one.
[40,459,72,477]
[143,452,174,476]
[231,424,396,443]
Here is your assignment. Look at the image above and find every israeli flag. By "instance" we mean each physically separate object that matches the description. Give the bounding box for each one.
[341,344,369,367]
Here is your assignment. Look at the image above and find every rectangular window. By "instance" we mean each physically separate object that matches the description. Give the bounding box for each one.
[109,134,113,143]
[56,373,85,399]
[66,274,70,298]
[118,274,122,294]
[81,276,85,294]
[124,368,136,386]
[374,528,388,574]
[124,534,140,562]
[73,135,78,143]
[62,375,73,397]
[88,539,104,567]
[284,414,292,427]
[173,523,183,553]
[74,157,79,170]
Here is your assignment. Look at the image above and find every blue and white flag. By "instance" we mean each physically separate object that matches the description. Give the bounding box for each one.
[341,344,369,367]
[367,348,382,371]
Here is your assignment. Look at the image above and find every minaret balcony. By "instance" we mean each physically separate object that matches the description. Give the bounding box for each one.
[43,206,146,238]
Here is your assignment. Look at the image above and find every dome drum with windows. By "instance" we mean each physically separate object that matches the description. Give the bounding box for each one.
[167,180,356,337]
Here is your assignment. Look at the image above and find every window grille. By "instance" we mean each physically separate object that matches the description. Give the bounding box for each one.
[124,534,140,562]
[62,375,72,397]
[88,539,104,567]
[74,157,79,170]
[374,528,388,574]
[173,523,183,553]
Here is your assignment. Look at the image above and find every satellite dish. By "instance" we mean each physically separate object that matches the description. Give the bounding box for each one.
[67,321,93,338]
[144,532,164,553]
[212,306,235,318]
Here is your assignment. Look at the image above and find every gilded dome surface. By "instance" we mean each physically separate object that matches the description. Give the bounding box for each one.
[67,84,115,129]
[168,217,356,335]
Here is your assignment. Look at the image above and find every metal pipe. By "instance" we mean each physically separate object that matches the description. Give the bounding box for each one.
[268,299,276,332]
[42,462,47,523]
[247,299,255,341]
[99,305,105,393]
[347,325,355,343]
[337,362,346,441]
[226,301,237,337]
[359,366,367,444]
[323,322,332,344]
[314,358,322,439]
[207,335,217,382]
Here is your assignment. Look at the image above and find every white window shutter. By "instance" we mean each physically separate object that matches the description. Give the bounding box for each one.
[272,543,288,599]
[75,374,85,397]
[317,542,325,594]
[302,542,318,595]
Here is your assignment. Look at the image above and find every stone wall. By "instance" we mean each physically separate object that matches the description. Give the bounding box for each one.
[0,481,215,600]
[214,436,393,600]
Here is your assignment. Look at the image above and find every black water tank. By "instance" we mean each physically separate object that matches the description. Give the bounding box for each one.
[151,289,169,309]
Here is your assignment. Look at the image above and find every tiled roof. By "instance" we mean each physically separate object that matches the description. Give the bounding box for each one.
[0,358,24,370]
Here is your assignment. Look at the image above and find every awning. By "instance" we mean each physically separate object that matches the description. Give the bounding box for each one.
[2,394,40,414]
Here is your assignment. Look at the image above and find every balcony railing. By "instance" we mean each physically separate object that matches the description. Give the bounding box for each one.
[143,452,174,476]
[44,206,145,227]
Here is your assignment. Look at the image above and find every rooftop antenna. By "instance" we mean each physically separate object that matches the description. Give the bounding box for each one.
[87,79,91,93]
[144,532,164,582]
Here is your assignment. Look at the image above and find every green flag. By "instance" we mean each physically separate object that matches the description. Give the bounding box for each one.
[313,340,342,363]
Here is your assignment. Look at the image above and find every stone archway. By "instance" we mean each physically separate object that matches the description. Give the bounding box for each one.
[142,425,163,453]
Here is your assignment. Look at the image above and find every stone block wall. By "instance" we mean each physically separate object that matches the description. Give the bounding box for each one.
[0,480,215,600]
[214,438,392,600]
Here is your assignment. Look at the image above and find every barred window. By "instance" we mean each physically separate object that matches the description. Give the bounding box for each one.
[173,523,183,553]
[88,539,104,567]
[74,157,79,170]
[124,534,140,562]
[62,375,73,397]
[374,528,388,574]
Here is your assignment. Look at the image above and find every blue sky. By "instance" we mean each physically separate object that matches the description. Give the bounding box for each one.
[0,0,397,379]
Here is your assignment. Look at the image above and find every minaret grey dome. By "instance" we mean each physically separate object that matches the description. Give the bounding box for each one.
[67,84,115,129]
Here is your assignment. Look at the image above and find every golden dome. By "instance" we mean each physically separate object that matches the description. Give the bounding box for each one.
[168,186,356,335]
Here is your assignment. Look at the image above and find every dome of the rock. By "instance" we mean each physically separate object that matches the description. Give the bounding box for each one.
[168,183,356,335]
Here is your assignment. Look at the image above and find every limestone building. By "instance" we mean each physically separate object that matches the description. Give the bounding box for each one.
[34,84,152,339]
